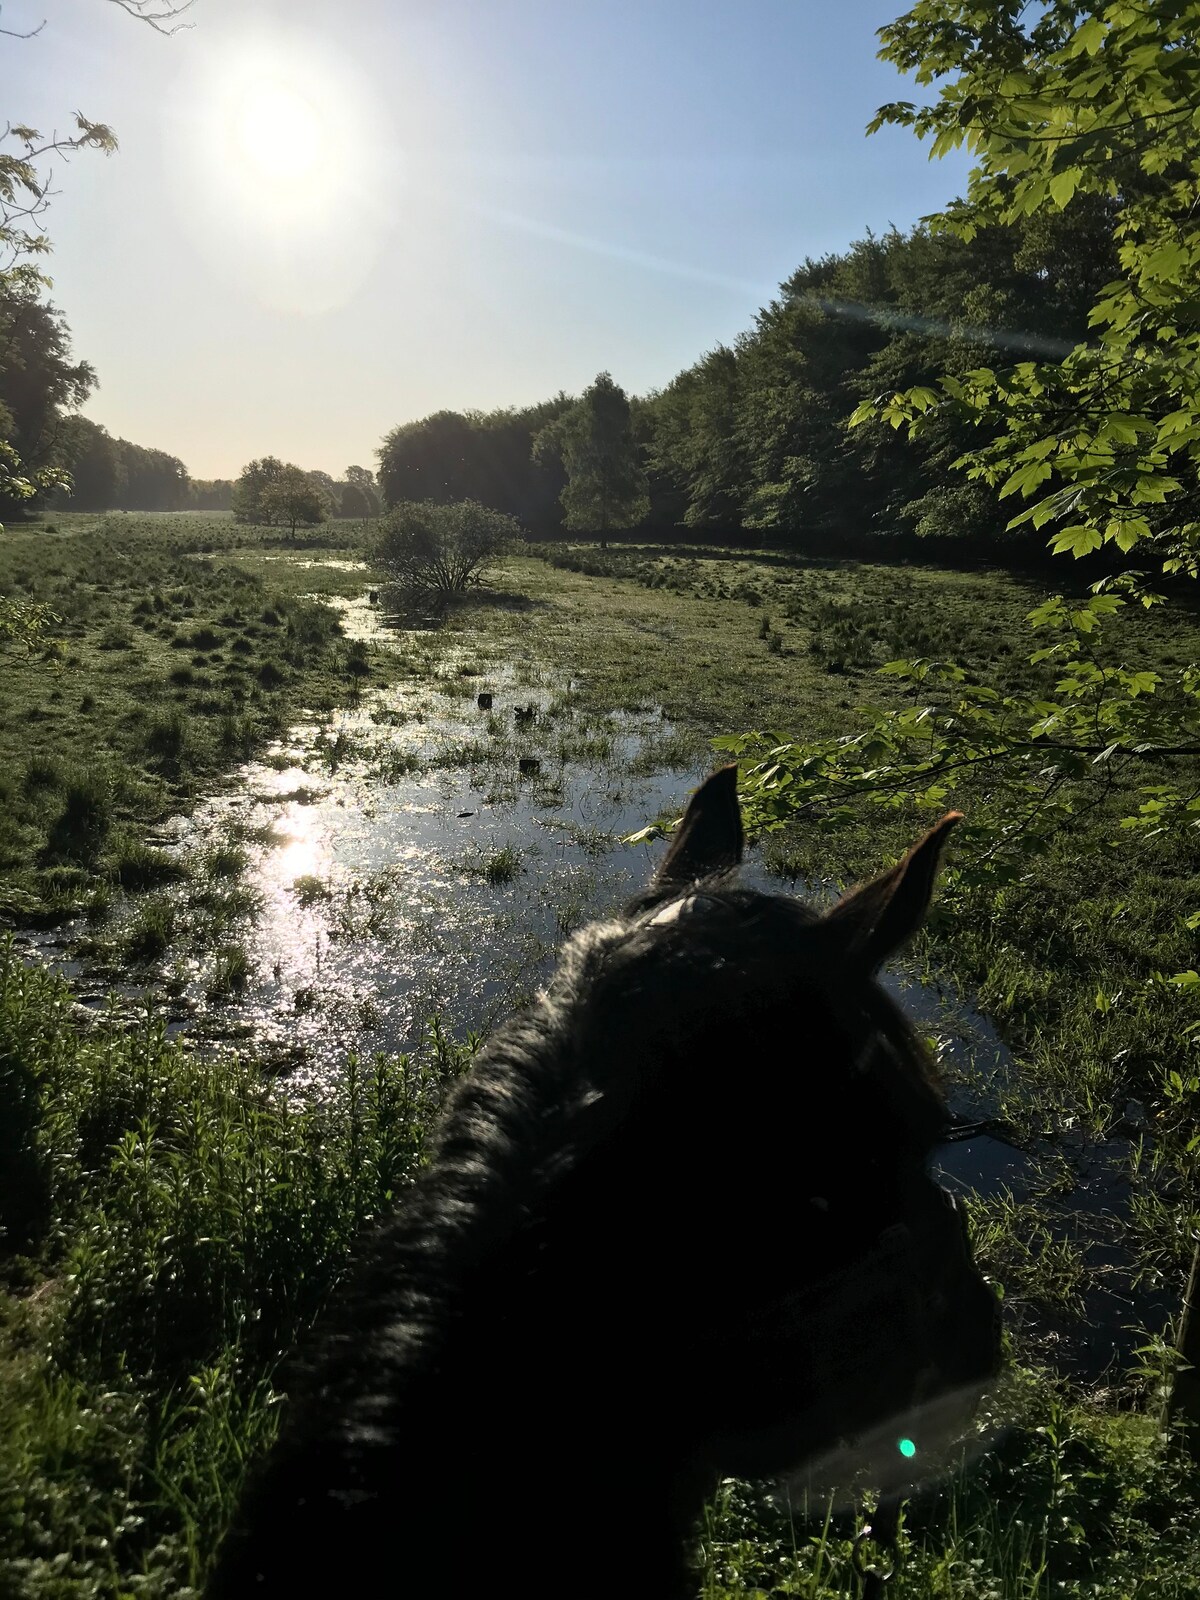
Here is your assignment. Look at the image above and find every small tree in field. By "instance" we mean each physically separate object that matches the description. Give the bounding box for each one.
[372,500,519,597]
[260,467,329,536]
[231,457,285,524]
[534,372,649,548]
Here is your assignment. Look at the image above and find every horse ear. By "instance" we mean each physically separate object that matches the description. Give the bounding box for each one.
[653,765,744,890]
[823,811,962,972]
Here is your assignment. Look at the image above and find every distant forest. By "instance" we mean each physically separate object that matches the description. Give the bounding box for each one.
[3,198,1116,550]
[378,200,1116,554]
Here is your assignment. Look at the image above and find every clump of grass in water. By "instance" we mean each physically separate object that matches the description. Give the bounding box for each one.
[188,882,263,943]
[207,943,250,1001]
[110,833,187,892]
[201,842,250,881]
[125,896,177,961]
[483,844,522,885]
[292,875,332,908]
[345,640,372,680]
[454,843,524,886]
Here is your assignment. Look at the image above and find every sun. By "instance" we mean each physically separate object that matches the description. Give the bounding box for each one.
[176,33,390,312]
[231,78,324,187]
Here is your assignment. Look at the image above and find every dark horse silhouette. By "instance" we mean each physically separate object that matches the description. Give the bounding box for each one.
[209,767,1001,1599]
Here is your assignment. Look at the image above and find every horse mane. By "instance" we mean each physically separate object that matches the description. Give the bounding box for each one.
[208,781,999,1600]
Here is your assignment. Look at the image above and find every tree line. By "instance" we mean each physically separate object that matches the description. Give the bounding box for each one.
[0,271,383,521]
[376,200,1118,553]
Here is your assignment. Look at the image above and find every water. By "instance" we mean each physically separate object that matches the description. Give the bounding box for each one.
[11,583,1171,1383]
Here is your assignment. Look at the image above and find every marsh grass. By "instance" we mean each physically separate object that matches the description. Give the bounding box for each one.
[0,516,401,921]
[458,843,524,885]
[110,833,187,892]
[44,769,113,865]
[200,842,250,881]
[0,945,471,1595]
[206,942,251,1000]
[124,896,177,962]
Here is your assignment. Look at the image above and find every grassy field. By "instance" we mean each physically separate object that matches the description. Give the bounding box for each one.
[5,514,1200,1596]
[0,513,386,924]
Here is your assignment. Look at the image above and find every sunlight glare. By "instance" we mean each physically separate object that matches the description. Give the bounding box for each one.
[171,28,394,313]
[233,79,323,186]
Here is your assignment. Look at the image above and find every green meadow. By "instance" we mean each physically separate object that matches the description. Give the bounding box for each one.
[4,513,1200,1595]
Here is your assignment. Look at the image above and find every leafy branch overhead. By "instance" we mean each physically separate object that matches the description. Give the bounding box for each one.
[729,0,1200,906]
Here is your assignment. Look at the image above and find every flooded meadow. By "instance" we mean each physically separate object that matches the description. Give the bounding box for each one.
[12,561,1172,1386]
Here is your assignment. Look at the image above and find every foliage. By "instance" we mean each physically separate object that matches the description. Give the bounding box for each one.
[372,498,521,595]
[260,465,330,534]
[231,456,286,524]
[644,345,744,529]
[0,592,58,656]
[341,464,380,518]
[715,1,1200,924]
[0,1,193,516]
[54,413,190,511]
[862,0,1200,576]
[533,371,649,543]
[377,399,574,528]
[0,280,97,514]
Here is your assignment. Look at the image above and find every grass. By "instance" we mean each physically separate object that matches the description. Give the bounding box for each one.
[458,843,524,885]
[206,942,250,1000]
[7,521,1200,1593]
[0,943,472,1596]
[0,513,394,922]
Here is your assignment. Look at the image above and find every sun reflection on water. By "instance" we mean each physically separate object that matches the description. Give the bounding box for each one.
[267,807,329,889]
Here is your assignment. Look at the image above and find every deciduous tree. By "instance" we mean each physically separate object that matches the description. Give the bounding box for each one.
[533,373,648,548]
[260,465,329,536]
[723,0,1200,908]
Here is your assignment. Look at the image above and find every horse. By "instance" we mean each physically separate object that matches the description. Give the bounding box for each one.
[208,766,1001,1599]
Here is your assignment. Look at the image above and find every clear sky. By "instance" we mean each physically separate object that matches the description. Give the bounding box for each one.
[11,0,972,480]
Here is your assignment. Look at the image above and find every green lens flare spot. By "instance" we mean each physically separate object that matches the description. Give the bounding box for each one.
[898,1438,917,1459]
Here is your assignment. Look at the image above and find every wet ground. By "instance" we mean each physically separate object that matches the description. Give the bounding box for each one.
[13,581,1173,1386]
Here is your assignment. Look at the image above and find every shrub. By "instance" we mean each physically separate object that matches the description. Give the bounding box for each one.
[372,500,520,597]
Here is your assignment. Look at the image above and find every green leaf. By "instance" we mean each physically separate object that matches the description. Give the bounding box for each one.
[1049,167,1082,207]
[1049,526,1103,559]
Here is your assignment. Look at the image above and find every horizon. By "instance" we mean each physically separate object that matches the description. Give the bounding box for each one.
[14,0,972,481]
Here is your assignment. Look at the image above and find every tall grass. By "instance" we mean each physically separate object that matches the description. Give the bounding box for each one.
[0,943,472,1593]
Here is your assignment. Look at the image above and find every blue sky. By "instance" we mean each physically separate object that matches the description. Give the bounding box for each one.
[11,0,972,478]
